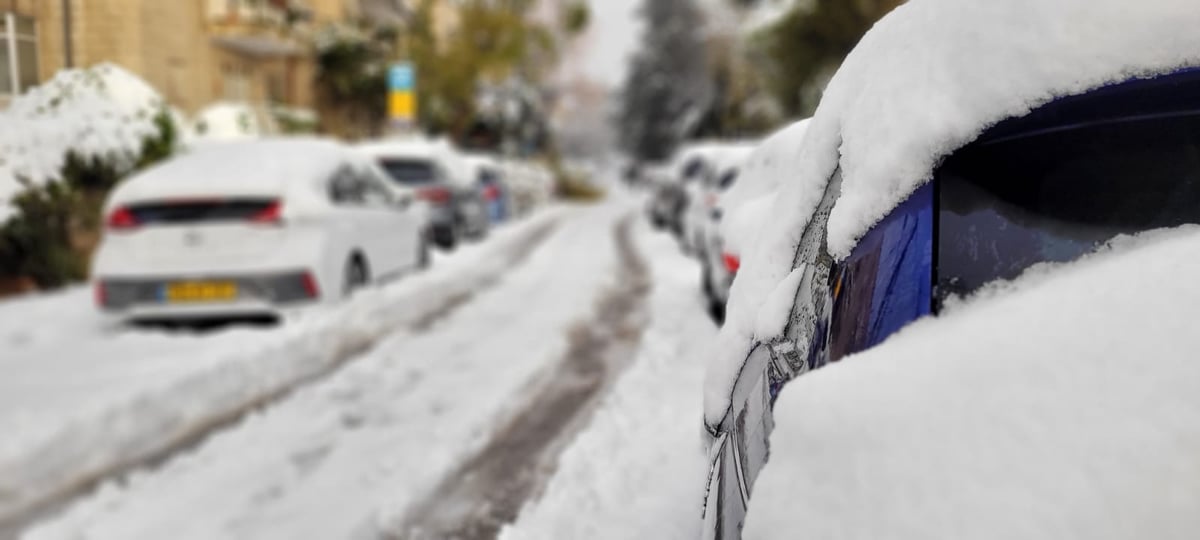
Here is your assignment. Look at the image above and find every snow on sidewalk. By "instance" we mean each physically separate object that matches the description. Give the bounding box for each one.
[23,202,630,540]
[500,219,718,540]
[0,208,563,530]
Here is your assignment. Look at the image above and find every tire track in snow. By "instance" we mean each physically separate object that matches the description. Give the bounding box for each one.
[391,214,650,540]
[0,218,560,540]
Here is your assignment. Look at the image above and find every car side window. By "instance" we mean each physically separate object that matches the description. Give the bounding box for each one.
[330,166,367,206]
[358,167,395,208]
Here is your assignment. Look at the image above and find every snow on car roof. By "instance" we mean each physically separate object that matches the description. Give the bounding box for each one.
[745,226,1200,540]
[706,0,1200,426]
[821,0,1200,259]
[357,137,447,160]
[109,138,351,207]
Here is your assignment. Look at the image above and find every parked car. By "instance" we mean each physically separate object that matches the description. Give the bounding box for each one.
[702,1,1200,538]
[685,144,757,263]
[645,163,687,234]
[674,144,720,253]
[92,139,428,322]
[700,135,800,323]
[361,138,489,250]
[466,154,510,223]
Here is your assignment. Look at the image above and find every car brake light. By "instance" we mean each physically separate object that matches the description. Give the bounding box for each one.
[106,207,139,230]
[722,253,740,274]
[419,187,452,204]
[301,271,320,299]
[94,282,107,307]
[249,200,283,224]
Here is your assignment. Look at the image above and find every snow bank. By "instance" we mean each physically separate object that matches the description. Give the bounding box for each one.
[708,0,1200,426]
[499,220,716,540]
[745,227,1200,540]
[18,203,621,540]
[0,209,564,527]
[189,102,275,141]
[0,64,166,222]
[704,119,820,426]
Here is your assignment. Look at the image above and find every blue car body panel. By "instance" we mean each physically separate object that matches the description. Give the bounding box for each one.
[826,182,934,363]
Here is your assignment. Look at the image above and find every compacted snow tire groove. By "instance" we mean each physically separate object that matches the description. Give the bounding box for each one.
[392,214,651,540]
[0,219,560,540]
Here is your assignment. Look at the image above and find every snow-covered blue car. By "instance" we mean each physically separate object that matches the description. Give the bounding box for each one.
[701,0,1200,537]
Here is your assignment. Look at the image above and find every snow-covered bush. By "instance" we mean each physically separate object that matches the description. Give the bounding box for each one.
[503,160,557,217]
[0,63,178,288]
[190,102,276,141]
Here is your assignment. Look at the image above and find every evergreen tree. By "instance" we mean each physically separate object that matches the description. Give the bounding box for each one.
[617,0,714,162]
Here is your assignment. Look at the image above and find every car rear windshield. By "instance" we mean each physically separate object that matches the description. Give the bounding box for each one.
[936,111,1200,302]
[379,159,438,185]
[128,199,277,225]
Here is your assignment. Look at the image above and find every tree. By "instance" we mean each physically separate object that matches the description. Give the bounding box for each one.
[312,23,397,138]
[617,0,714,162]
[752,0,905,116]
[407,0,557,141]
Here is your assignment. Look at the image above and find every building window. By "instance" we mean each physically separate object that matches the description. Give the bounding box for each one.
[1,12,39,96]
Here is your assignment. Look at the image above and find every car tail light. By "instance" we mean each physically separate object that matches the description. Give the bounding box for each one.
[94,282,107,307]
[106,207,139,230]
[722,253,740,274]
[249,200,283,224]
[419,187,452,205]
[301,271,320,299]
[483,184,500,201]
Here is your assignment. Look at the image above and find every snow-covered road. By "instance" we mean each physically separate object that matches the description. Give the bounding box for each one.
[2,196,719,539]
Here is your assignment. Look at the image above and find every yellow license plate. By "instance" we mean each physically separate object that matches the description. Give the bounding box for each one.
[164,281,238,303]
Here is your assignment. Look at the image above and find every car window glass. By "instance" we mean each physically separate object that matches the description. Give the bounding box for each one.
[936,111,1200,303]
[330,167,366,206]
[379,159,437,186]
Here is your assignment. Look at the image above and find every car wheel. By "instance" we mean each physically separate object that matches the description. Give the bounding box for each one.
[432,226,457,251]
[702,262,726,325]
[343,255,370,296]
[417,234,431,270]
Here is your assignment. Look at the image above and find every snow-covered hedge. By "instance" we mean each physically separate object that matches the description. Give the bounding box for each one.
[0,64,179,288]
[0,63,168,223]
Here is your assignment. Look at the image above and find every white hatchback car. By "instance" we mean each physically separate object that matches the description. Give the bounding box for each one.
[92,139,428,322]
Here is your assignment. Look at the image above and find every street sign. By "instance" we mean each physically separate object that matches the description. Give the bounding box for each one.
[388,62,417,124]
[389,63,415,92]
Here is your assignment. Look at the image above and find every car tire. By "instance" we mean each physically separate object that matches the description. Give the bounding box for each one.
[344,255,370,296]
[417,234,431,270]
[702,262,726,325]
[432,226,457,251]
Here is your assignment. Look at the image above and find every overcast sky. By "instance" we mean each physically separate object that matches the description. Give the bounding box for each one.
[580,0,642,87]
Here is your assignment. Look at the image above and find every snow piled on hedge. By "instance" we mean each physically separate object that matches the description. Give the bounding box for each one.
[190,102,273,141]
[746,227,1200,540]
[706,0,1200,426]
[0,63,165,222]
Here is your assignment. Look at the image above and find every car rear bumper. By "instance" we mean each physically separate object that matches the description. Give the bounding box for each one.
[95,270,320,320]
